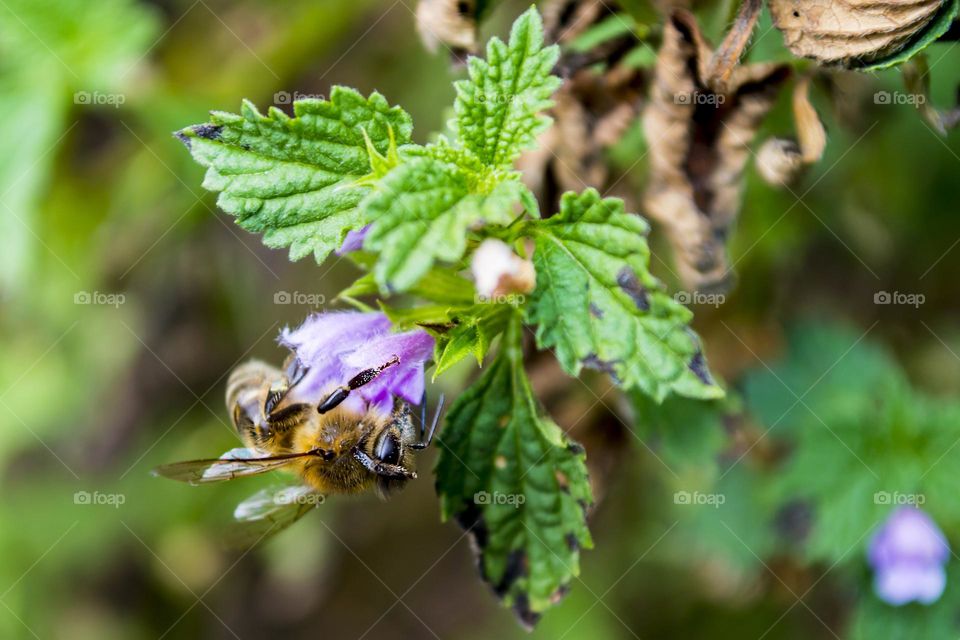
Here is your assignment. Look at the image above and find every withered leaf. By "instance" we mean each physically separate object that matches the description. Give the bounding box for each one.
[770,0,955,68]
[518,0,647,210]
[642,11,789,291]
[416,0,490,59]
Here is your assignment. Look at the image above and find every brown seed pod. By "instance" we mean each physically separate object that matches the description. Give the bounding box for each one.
[769,0,950,67]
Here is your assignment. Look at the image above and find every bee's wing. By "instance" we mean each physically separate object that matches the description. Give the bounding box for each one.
[225,485,324,548]
[151,447,308,485]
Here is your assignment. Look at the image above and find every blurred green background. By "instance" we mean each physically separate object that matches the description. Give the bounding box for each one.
[3,0,960,638]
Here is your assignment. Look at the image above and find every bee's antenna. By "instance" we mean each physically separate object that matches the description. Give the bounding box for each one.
[425,394,444,447]
[419,389,428,441]
[317,355,400,414]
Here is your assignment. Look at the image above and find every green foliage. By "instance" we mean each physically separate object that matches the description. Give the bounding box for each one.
[847,568,960,640]
[526,189,724,401]
[0,0,157,294]
[631,393,728,476]
[362,151,530,291]
[432,303,513,377]
[435,317,592,627]
[178,87,413,262]
[453,6,561,169]
[862,0,960,70]
[746,324,960,564]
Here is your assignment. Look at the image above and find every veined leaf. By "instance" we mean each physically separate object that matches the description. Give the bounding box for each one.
[526,189,723,402]
[363,154,529,291]
[177,87,412,263]
[454,6,561,168]
[435,317,592,628]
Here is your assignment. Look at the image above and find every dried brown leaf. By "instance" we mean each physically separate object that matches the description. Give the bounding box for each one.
[416,0,481,58]
[769,0,947,66]
[642,11,789,291]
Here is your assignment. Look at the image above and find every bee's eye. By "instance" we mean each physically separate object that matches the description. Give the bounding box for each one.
[374,433,401,466]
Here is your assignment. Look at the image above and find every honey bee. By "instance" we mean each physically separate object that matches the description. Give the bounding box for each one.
[152,353,441,543]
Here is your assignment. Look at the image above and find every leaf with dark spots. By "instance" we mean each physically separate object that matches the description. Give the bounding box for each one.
[688,350,713,386]
[435,319,592,627]
[191,123,223,140]
[527,189,724,402]
[616,265,650,311]
[177,87,413,264]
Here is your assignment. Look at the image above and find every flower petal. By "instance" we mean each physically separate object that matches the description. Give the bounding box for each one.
[336,225,371,255]
[874,563,947,606]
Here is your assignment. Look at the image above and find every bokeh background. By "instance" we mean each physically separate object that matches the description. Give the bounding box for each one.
[3,0,960,638]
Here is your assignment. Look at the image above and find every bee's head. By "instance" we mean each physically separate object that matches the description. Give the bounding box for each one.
[369,425,416,498]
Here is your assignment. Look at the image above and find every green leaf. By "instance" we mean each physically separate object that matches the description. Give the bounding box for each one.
[435,316,592,628]
[630,392,728,477]
[744,323,960,564]
[177,87,413,263]
[363,154,528,291]
[861,0,959,70]
[526,189,723,402]
[433,304,513,377]
[454,6,561,168]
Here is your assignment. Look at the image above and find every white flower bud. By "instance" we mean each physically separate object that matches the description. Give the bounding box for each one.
[471,239,535,302]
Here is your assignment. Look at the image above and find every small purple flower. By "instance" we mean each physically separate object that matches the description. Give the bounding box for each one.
[336,225,370,255]
[868,506,950,606]
[279,311,434,416]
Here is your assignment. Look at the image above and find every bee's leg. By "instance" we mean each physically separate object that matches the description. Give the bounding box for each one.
[317,355,400,414]
[352,449,416,479]
[409,394,444,450]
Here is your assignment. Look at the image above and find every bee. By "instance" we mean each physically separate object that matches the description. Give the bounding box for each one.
[152,353,441,543]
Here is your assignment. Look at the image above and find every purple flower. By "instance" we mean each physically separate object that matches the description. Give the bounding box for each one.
[279,311,434,415]
[336,225,370,255]
[868,506,950,606]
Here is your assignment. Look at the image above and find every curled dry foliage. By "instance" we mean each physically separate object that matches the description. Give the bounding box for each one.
[416,0,486,59]
[642,11,789,292]
[770,0,952,67]
[756,76,826,187]
[518,0,646,209]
